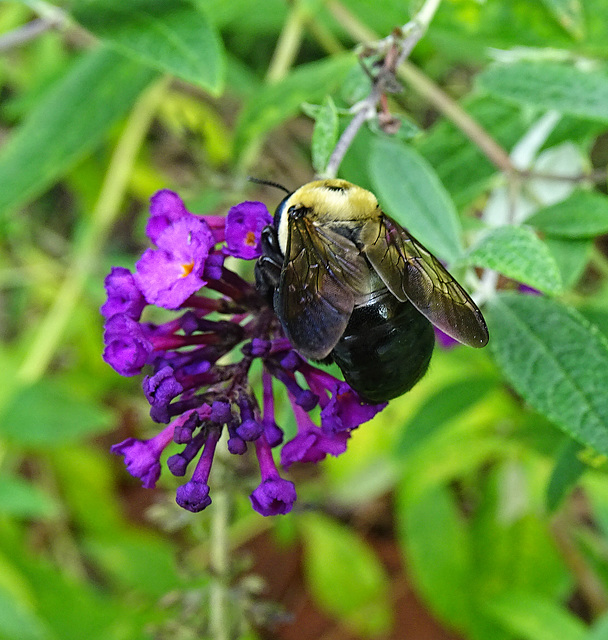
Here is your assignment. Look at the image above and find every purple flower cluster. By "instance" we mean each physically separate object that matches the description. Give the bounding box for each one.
[102,190,386,516]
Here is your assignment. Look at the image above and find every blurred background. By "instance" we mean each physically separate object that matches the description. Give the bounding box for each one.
[2,1,608,639]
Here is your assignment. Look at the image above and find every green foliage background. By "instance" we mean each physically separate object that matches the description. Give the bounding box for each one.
[2,0,608,639]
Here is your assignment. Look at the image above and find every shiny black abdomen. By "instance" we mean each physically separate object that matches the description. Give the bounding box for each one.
[330,289,435,403]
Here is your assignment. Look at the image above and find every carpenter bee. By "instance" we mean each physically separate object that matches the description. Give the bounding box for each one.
[255,179,489,403]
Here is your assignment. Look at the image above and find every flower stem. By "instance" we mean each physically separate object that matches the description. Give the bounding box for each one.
[18,76,170,383]
[209,443,230,640]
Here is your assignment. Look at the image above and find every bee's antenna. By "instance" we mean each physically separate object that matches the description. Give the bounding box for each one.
[248,177,291,195]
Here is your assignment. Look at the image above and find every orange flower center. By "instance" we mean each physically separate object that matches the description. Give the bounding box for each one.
[180,261,194,278]
[245,230,256,246]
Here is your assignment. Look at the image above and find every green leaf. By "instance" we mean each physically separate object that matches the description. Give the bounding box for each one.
[468,226,563,294]
[528,191,608,238]
[0,380,114,446]
[83,532,183,597]
[311,96,338,175]
[395,484,472,631]
[395,376,496,457]
[0,586,48,640]
[72,0,224,93]
[299,513,392,637]
[545,236,593,290]
[0,47,155,217]
[484,590,587,640]
[369,138,463,262]
[539,0,585,39]
[487,292,608,456]
[546,439,587,511]
[234,54,354,161]
[478,62,608,123]
[588,612,608,640]
[471,463,570,600]
[417,96,530,209]
[0,476,58,519]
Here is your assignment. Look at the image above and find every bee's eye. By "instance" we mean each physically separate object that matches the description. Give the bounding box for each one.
[287,204,308,219]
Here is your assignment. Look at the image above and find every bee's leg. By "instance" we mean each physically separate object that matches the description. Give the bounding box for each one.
[255,256,281,296]
[255,226,283,302]
[260,225,282,262]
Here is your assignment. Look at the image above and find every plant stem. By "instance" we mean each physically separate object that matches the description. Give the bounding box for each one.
[0,19,56,52]
[209,452,231,640]
[324,0,445,178]
[17,76,169,383]
[265,1,306,84]
[552,503,608,616]
[327,0,515,176]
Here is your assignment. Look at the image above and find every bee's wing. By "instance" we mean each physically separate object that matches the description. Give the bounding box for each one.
[359,215,489,347]
[277,215,369,359]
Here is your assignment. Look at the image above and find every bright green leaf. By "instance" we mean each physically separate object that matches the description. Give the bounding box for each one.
[83,532,183,597]
[0,476,58,519]
[0,586,48,640]
[487,293,608,456]
[395,484,472,631]
[369,138,463,262]
[472,463,570,600]
[588,611,608,640]
[0,47,155,218]
[546,439,587,511]
[299,513,392,637]
[395,376,496,457]
[311,96,338,175]
[528,191,608,238]
[0,380,114,446]
[484,590,587,640]
[539,0,585,39]
[72,0,224,93]
[478,62,608,123]
[468,226,563,294]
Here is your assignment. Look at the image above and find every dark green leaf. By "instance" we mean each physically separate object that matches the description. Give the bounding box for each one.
[369,138,463,262]
[484,590,586,640]
[487,293,608,455]
[72,0,224,93]
[0,47,155,217]
[300,513,392,637]
[0,476,58,519]
[234,55,354,161]
[528,191,608,238]
[468,226,563,294]
[546,439,587,511]
[311,96,338,175]
[0,380,114,446]
[544,236,593,289]
[417,97,530,208]
[478,62,608,122]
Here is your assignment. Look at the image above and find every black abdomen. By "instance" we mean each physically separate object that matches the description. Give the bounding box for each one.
[331,290,435,403]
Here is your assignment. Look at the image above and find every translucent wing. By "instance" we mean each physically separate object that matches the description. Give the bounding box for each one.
[277,215,369,359]
[359,215,489,347]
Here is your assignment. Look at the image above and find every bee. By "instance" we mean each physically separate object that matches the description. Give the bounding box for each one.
[255,179,489,403]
